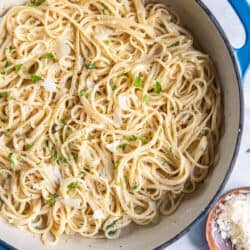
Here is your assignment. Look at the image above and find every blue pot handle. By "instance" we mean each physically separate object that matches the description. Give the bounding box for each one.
[228,0,250,79]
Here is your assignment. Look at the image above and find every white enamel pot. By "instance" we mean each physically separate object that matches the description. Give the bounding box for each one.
[0,0,249,249]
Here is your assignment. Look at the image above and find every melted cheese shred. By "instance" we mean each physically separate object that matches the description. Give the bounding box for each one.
[0,0,222,245]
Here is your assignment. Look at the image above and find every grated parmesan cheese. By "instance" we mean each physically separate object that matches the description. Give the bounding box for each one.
[93,209,105,220]
[216,193,250,249]
[42,78,57,92]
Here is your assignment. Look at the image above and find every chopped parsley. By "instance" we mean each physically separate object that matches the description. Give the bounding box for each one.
[0,92,8,98]
[131,183,139,190]
[159,22,166,29]
[72,153,78,161]
[110,80,117,91]
[0,198,3,211]
[113,161,120,169]
[54,152,68,164]
[44,52,54,60]
[103,39,110,45]
[133,75,143,88]
[7,46,14,52]
[24,143,34,150]
[61,119,67,126]
[167,42,178,48]
[67,182,80,193]
[80,90,89,98]
[118,144,127,151]
[31,74,42,83]
[47,193,58,207]
[0,70,5,75]
[105,219,118,231]
[15,64,22,72]
[5,62,11,68]
[128,135,137,142]
[116,72,125,78]
[139,136,148,145]
[27,0,46,7]
[85,63,96,70]
[247,148,250,153]
[143,95,150,103]
[8,152,15,169]
[154,81,162,94]
[165,147,173,158]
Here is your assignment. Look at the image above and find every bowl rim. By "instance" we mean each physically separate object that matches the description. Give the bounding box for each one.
[206,187,250,250]
[0,1,244,250]
[155,0,244,249]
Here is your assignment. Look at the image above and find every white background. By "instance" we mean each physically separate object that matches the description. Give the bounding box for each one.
[168,0,250,249]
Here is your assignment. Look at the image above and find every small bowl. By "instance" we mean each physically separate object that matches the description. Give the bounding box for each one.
[206,187,250,250]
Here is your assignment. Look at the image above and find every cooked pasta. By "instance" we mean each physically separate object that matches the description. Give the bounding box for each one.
[0,0,222,245]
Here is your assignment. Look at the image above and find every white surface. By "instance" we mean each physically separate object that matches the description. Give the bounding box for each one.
[168,1,250,249]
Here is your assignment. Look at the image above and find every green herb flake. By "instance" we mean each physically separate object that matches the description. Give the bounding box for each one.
[113,161,120,170]
[106,219,118,231]
[67,182,80,193]
[128,135,137,142]
[54,152,68,164]
[0,92,8,98]
[139,136,148,145]
[61,119,67,126]
[31,74,42,83]
[27,0,46,7]
[118,144,127,151]
[247,148,250,153]
[72,153,78,161]
[7,46,14,52]
[159,22,166,29]
[117,72,125,78]
[8,152,15,169]
[0,198,3,211]
[4,62,11,68]
[103,39,110,45]
[110,80,117,91]
[44,52,54,60]
[47,193,58,207]
[80,90,89,98]
[15,64,22,72]
[143,95,150,103]
[167,42,178,48]
[165,147,173,158]
[154,81,162,94]
[85,63,96,70]
[133,75,143,88]
[0,70,6,75]
[24,143,34,150]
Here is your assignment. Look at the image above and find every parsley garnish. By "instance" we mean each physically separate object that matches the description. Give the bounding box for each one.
[85,63,96,70]
[247,148,250,153]
[154,81,162,94]
[7,46,14,52]
[0,92,8,98]
[31,74,42,83]
[143,95,150,103]
[167,42,178,48]
[27,0,46,7]
[133,75,143,88]
[117,72,125,78]
[0,198,3,211]
[103,39,110,45]
[113,161,120,169]
[118,144,127,151]
[106,219,118,231]
[159,22,165,29]
[67,182,80,193]
[110,80,117,91]
[8,152,15,169]
[54,152,68,164]
[24,143,34,150]
[5,62,11,68]
[128,135,137,141]
[47,193,58,207]
[44,52,54,60]
[165,147,173,158]
[15,64,22,72]
[80,90,89,98]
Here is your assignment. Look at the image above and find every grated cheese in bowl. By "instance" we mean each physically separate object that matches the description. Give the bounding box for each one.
[216,193,250,249]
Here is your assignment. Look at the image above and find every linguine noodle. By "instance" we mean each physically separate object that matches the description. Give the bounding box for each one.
[0,0,222,245]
